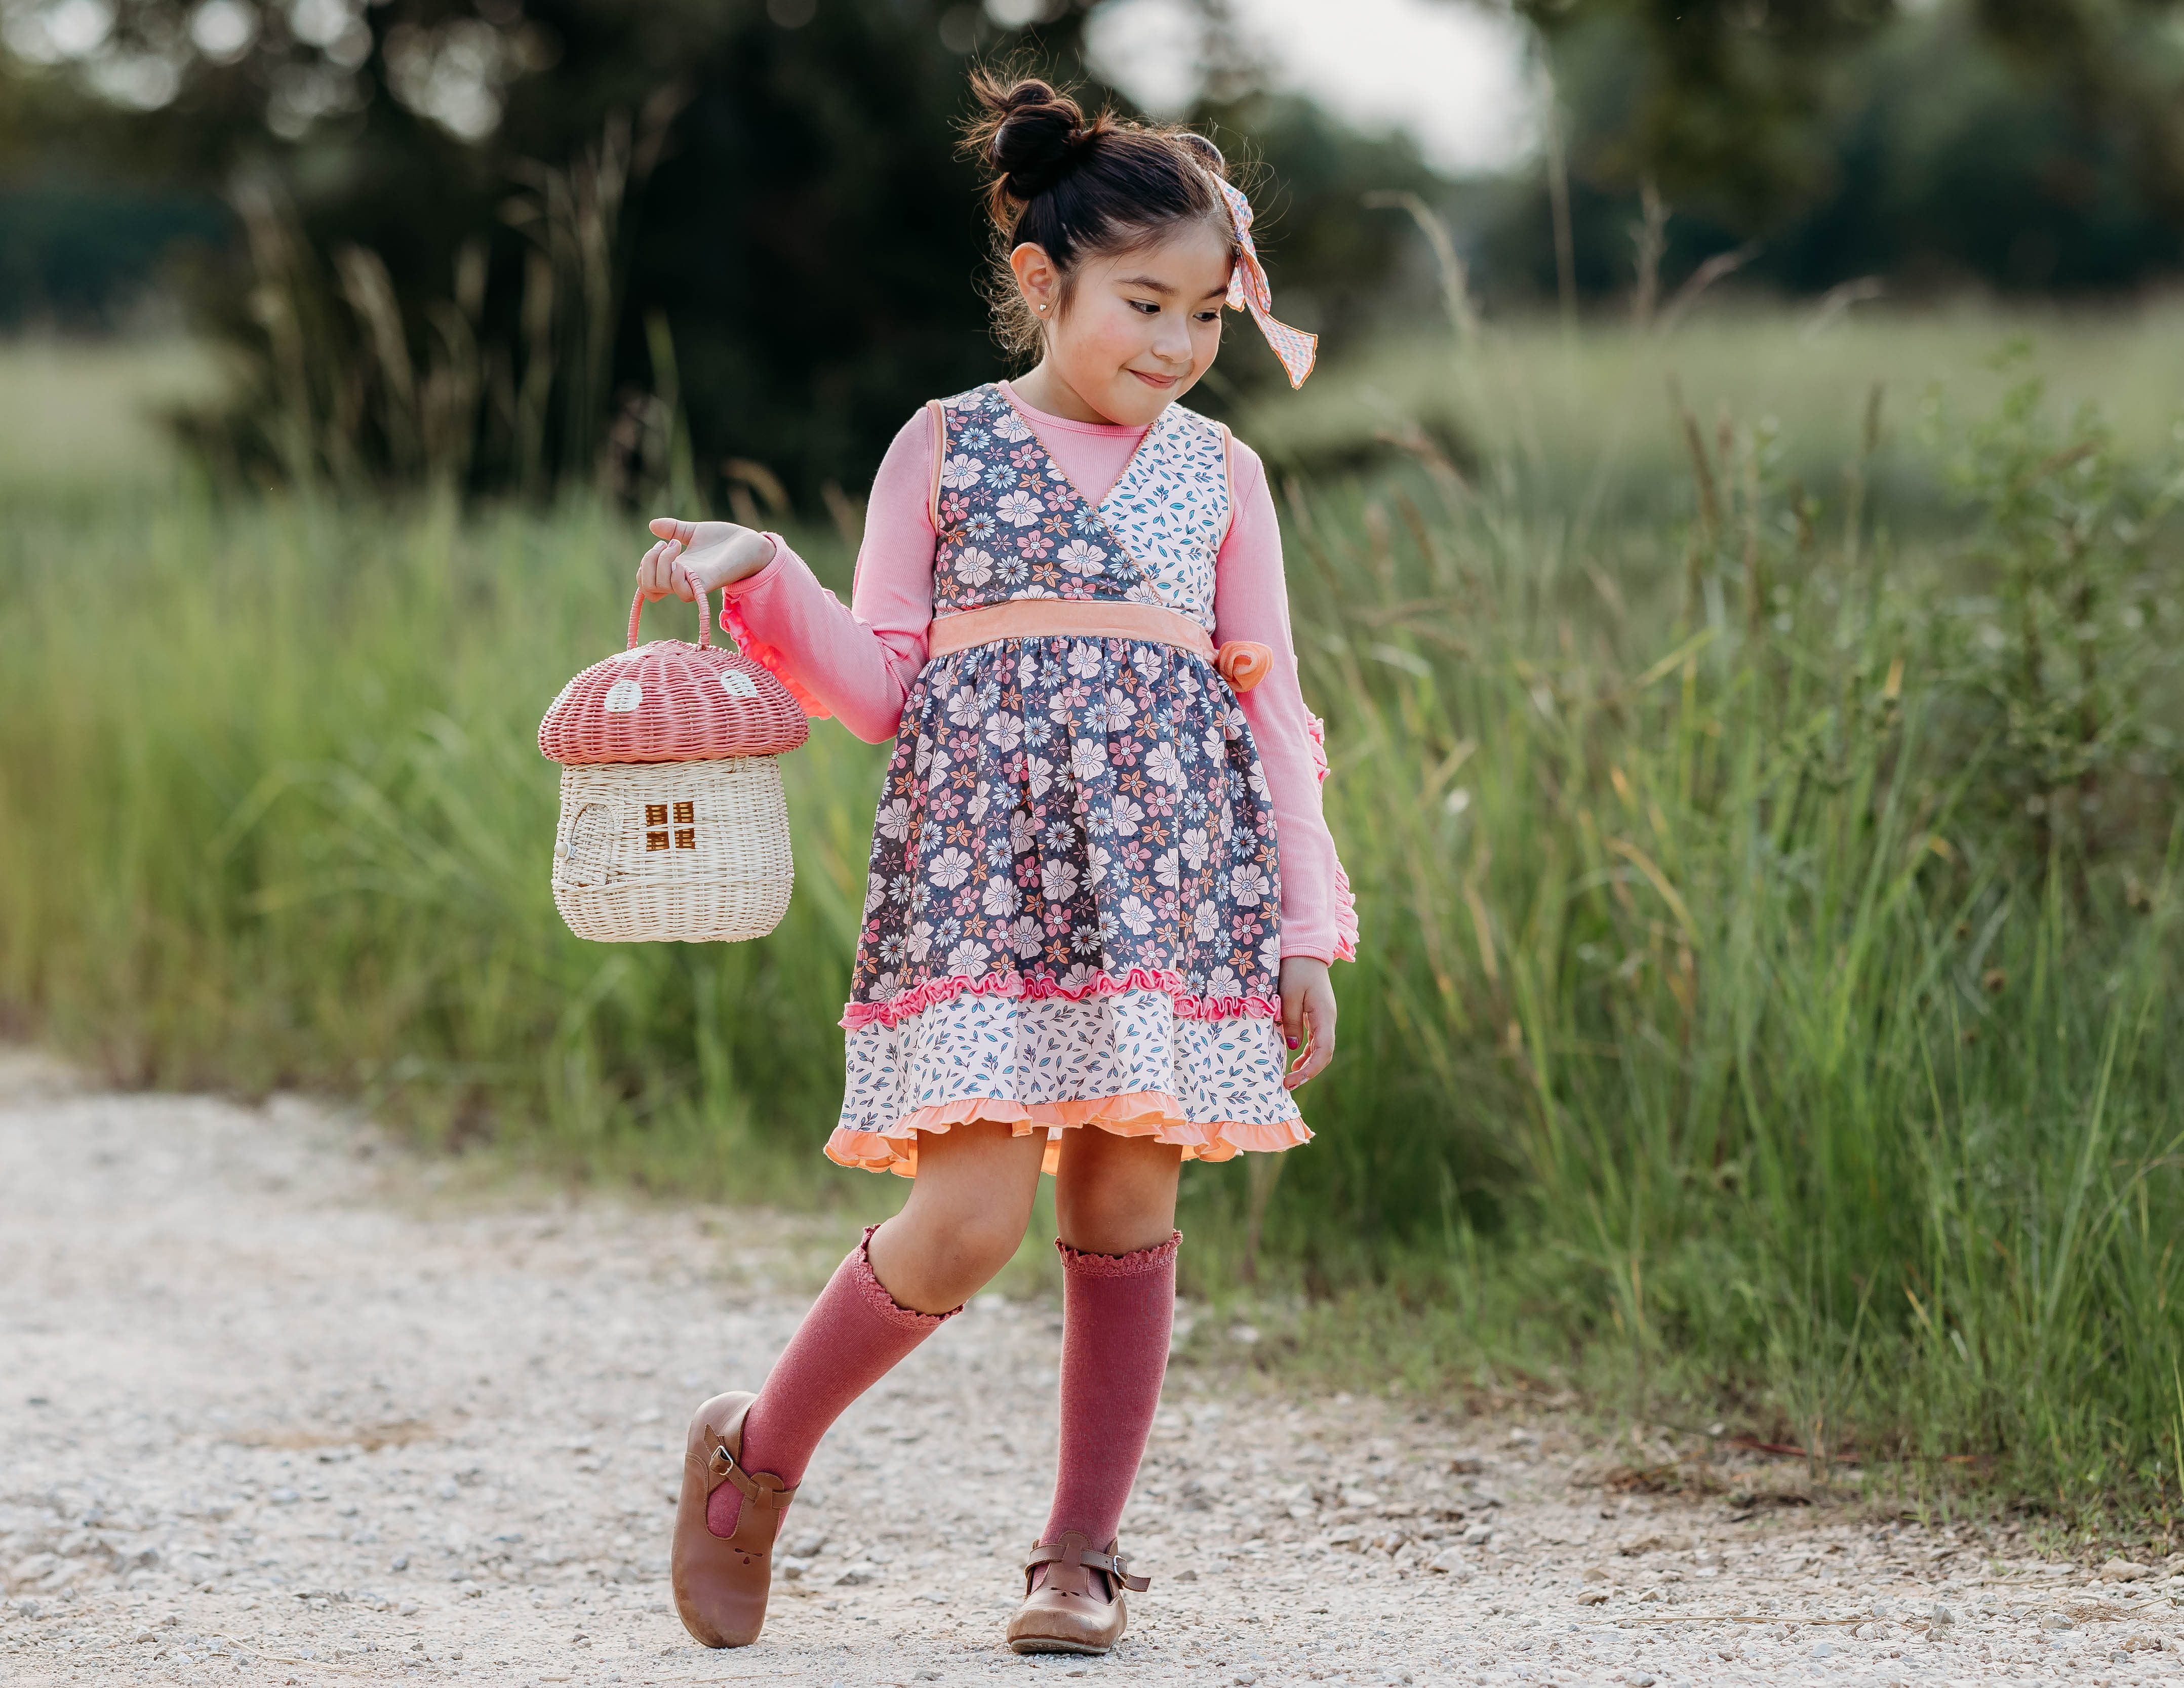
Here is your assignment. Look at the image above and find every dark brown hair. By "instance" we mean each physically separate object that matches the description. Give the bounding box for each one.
[962,71,1234,359]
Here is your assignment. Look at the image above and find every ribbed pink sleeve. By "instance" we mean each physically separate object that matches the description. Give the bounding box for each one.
[717,411,937,745]
[1213,440,1347,963]
[718,407,1350,962]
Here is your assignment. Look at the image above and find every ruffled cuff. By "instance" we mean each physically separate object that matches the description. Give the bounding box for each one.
[1055,1231,1181,1277]
[1305,712,1360,963]
[718,534,833,719]
[852,1223,959,1327]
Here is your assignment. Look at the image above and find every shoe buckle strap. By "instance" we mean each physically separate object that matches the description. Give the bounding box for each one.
[708,1441,797,1511]
[1022,1537,1150,1593]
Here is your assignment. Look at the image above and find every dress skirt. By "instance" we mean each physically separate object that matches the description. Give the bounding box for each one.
[825,631,1310,1177]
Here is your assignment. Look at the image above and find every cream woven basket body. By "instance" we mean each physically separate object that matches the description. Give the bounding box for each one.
[540,588,808,944]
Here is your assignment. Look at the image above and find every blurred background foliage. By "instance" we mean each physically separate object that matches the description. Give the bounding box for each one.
[6,0,2184,500]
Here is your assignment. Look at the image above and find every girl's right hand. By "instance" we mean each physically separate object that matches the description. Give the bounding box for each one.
[637,517,776,602]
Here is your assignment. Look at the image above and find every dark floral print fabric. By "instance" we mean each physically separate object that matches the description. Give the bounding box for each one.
[842,383,1283,1028]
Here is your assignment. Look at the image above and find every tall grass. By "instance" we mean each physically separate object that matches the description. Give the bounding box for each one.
[0,487,887,1197]
[1263,376,2184,1523]
[3,332,2180,1523]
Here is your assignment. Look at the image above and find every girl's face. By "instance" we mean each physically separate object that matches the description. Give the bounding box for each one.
[1011,220,1233,427]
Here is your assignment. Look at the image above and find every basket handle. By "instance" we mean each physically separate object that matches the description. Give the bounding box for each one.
[628,585,714,652]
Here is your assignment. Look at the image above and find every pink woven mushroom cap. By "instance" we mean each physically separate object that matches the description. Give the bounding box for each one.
[539,592,810,766]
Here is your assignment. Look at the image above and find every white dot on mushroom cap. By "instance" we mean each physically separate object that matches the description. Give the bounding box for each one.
[719,670,759,699]
[604,679,643,713]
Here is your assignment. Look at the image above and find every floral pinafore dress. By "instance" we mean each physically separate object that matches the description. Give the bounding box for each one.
[825,383,1310,1177]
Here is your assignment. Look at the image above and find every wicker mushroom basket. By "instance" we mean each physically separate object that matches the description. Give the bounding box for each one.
[539,589,809,943]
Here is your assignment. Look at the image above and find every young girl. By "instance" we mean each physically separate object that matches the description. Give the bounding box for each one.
[645,72,1354,1658]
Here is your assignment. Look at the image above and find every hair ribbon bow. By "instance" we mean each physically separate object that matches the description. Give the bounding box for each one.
[1216,178,1317,389]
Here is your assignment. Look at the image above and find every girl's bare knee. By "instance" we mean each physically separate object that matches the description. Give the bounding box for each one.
[1054,1133,1182,1255]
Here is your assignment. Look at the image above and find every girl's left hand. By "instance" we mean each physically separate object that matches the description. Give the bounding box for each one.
[1278,956,1337,1089]
[637,517,775,601]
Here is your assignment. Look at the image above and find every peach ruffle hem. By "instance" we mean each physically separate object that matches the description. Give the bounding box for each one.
[823,1089,1313,1179]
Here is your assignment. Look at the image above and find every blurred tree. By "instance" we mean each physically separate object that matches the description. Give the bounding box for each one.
[3,0,1083,498]
[1511,0,1898,226]
[0,0,1420,499]
[1471,0,2184,300]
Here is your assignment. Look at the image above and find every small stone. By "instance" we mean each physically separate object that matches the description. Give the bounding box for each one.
[1426,1549,1470,1577]
[2100,1558,2155,1581]
[1581,1564,1612,1582]
[1811,1641,1834,1659]
[833,1560,878,1587]
[1577,1588,1609,1605]
[2040,1612,2074,1630]
[389,1555,408,1572]
[1621,1674,1657,1687]
[1172,1568,1198,1583]
[1463,1524,1493,1546]
[1929,1603,1953,1625]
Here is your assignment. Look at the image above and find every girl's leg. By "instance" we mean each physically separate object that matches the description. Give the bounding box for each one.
[709,1120,1046,1537]
[1038,1130,1184,1563]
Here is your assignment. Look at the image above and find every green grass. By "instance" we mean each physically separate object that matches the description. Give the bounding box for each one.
[0,336,224,498]
[1227,298,2184,530]
[3,319,2182,1539]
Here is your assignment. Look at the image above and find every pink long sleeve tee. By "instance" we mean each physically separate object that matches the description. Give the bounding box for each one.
[719,383,1348,963]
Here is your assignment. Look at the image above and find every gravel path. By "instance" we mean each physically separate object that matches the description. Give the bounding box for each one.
[3,1051,2179,1687]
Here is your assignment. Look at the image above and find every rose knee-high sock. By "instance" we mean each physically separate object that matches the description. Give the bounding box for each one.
[1039,1232,1180,1553]
[707,1225,954,1538]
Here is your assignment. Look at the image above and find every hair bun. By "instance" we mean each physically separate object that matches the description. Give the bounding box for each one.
[979,76,1101,202]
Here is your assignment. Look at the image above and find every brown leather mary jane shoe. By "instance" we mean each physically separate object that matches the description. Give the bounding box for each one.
[669,1391,797,1648]
[1005,1532,1149,1656]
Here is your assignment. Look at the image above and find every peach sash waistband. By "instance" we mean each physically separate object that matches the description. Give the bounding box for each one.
[926,600,1272,692]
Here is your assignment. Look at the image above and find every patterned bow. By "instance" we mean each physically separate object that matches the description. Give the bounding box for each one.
[1216,178,1318,389]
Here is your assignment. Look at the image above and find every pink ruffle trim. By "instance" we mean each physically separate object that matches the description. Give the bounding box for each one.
[718,581,832,720]
[1056,1230,1181,1277]
[838,967,1282,1032]
[824,1092,1312,1179]
[1330,855,1360,963]
[1305,711,1361,963]
[850,1223,956,1328]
